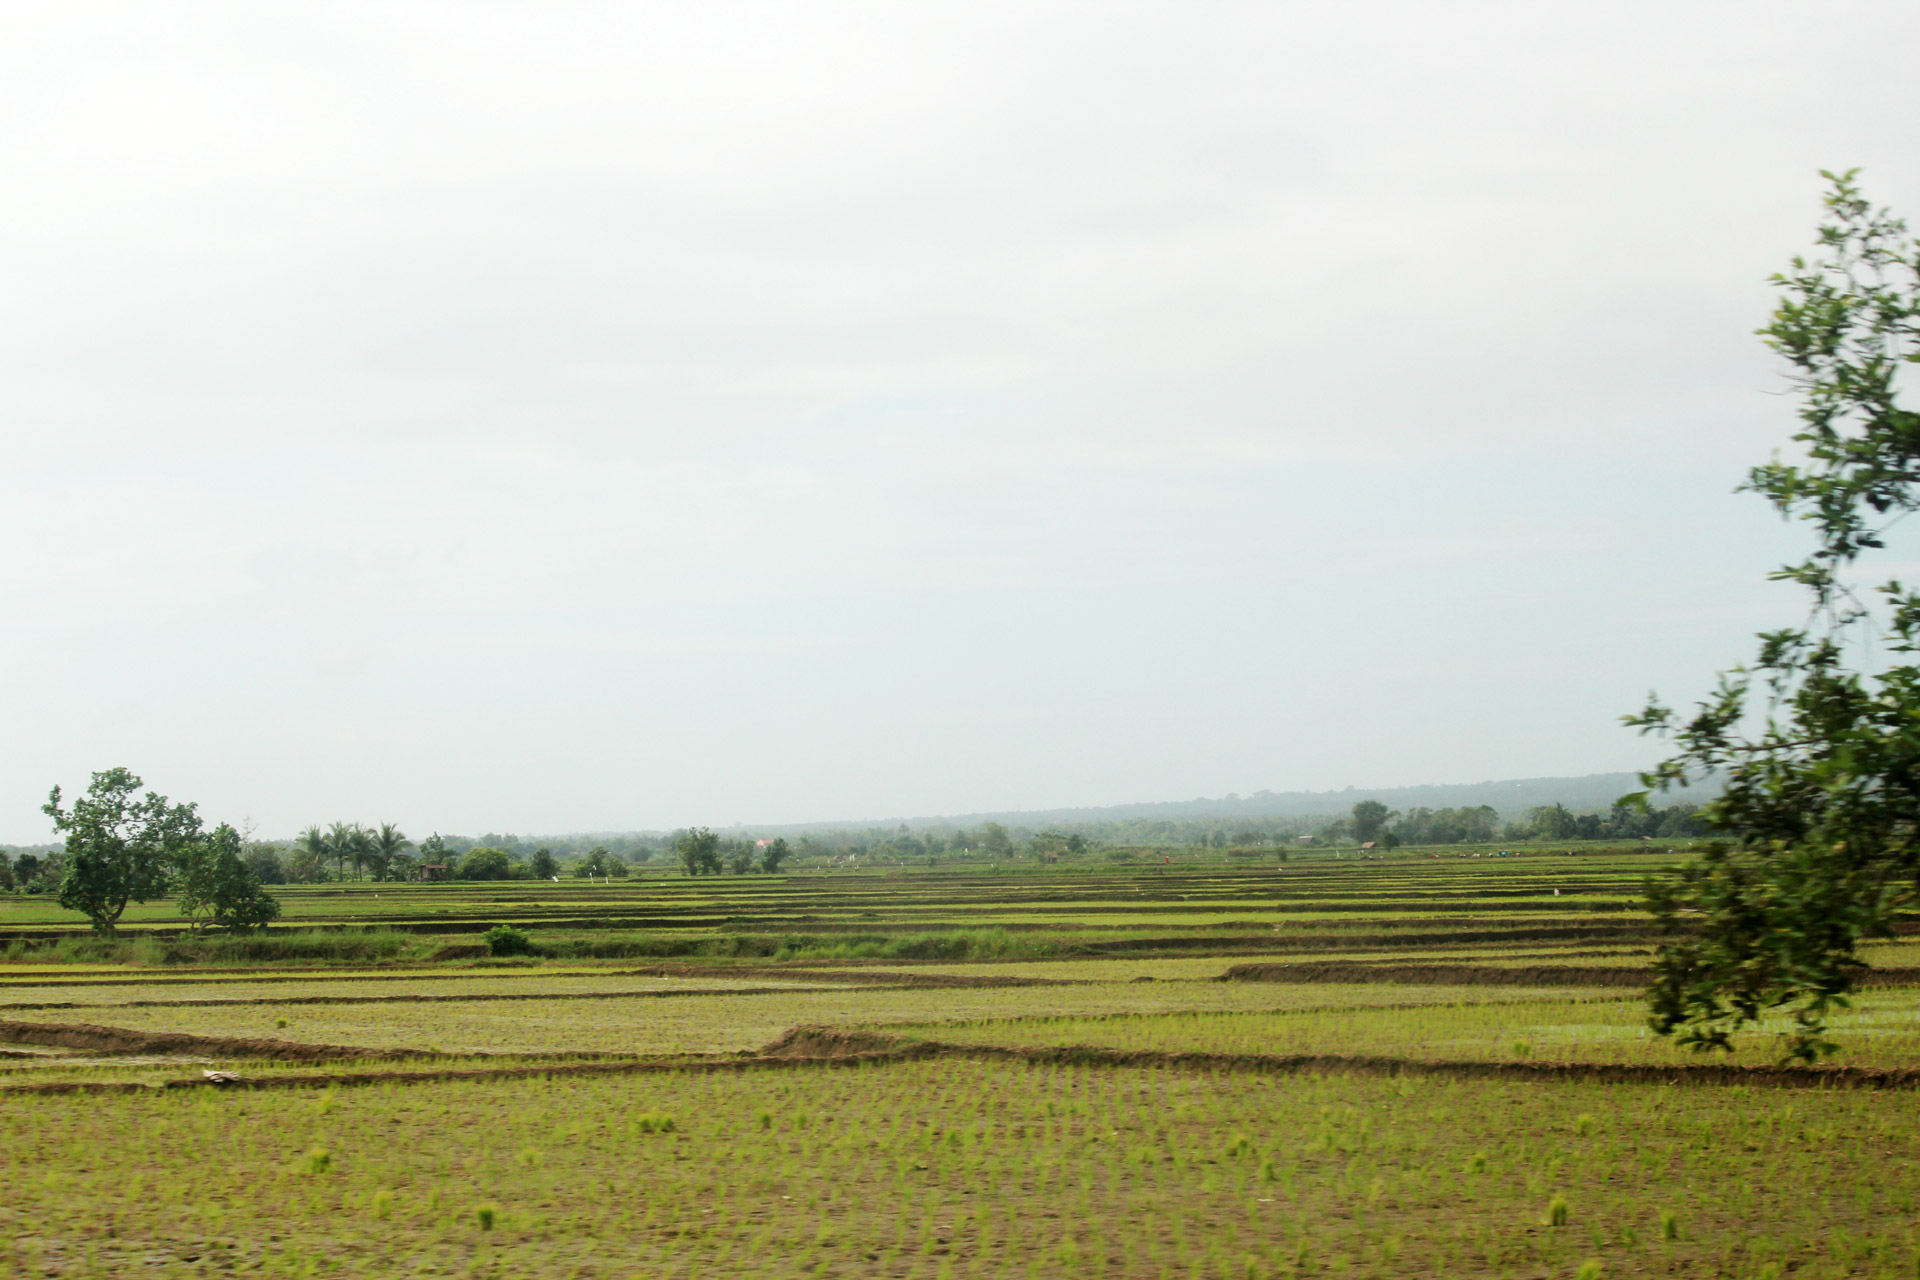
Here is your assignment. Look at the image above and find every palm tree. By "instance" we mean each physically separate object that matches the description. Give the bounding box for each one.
[352,826,377,880]
[297,825,330,883]
[372,823,411,882]
[326,821,360,881]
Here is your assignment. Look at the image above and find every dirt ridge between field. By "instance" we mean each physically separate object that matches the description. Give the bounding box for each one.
[0,1018,419,1062]
[755,1026,1920,1089]
[0,965,1069,991]
[9,1024,1920,1096]
[0,1018,638,1064]
[1222,962,1650,986]
[1219,962,1920,988]
[0,984,846,1012]
[0,971,1068,1013]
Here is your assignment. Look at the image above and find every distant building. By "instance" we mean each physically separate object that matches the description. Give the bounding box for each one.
[1358,841,1378,852]
[419,863,450,882]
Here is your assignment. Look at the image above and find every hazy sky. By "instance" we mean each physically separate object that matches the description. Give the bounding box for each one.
[5,1,1917,842]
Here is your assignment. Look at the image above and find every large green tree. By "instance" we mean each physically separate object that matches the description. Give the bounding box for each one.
[459,847,515,881]
[43,768,202,933]
[675,827,722,876]
[175,823,283,932]
[1350,800,1390,845]
[1631,171,1920,1061]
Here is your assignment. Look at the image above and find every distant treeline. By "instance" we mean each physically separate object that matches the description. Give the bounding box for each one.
[1,798,1715,894]
[1313,801,1709,848]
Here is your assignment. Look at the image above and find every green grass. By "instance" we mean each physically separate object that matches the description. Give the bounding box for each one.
[883,989,1920,1069]
[0,1059,1913,1278]
[4,981,1611,1057]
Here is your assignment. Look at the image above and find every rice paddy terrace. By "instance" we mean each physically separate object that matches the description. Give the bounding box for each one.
[0,846,1675,956]
[6,846,1919,1278]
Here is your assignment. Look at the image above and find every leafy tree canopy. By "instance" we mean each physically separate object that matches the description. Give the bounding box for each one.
[459,847,515,881]
[176,823,283,932]
[675,828,722,876]
[1632,170,1920,1061]
[44,768,202,933]
[1350,800,1390,845]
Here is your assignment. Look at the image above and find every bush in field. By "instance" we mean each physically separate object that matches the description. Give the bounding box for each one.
[174,822,282,933]
[760,837,791,873]
[459,847,515,880]
[163,927,408,965]
[529,848,557,879]
[8,852,46,891]
[483,925,538,957]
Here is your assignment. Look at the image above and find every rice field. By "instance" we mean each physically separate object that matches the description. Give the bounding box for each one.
[3,847,1915,1275]
[889,990,1920,1069]
[3,1058,1917,1279]
[4,979,1609,1058]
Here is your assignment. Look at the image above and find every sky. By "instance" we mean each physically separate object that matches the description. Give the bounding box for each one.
[4,1,1918,842]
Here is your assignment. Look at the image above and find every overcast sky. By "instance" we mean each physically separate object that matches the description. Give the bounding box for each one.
[4,1,1917,842]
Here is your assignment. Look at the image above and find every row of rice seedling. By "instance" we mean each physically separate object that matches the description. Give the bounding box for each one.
[4,981,1611,1060]
[0,971,831,1010]
[0,1056,1911,1277]
[895,989,1920,1069]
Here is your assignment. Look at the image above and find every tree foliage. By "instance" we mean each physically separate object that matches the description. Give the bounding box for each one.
[1630,171,1920,1061]
[482,924,537,957]
[371,823,411,881]
[175,823,283,932]
[1350,800,1389,845]
[44,768,202,933]
[675,827,722,876]
[459,847,515,880]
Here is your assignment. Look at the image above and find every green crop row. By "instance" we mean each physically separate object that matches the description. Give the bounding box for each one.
[0,1057,1912,1278]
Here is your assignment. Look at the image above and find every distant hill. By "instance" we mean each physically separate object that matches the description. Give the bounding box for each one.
[423,772,1721,850]
[745,771,1717,835]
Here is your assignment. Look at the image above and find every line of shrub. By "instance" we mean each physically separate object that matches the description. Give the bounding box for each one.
[3,928,417,967]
